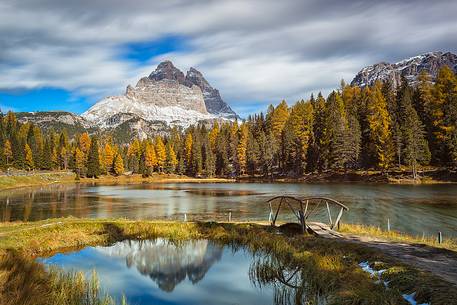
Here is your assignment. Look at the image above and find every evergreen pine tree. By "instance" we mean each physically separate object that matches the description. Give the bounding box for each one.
[323,91,350,169]
[399,87,431,178]
[86,136,101,178]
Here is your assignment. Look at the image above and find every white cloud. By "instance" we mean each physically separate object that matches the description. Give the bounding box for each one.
[0,0,456,115]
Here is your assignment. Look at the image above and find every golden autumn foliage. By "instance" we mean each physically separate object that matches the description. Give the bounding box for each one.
[144,142,157,169]
[237,124,249,174]
[184,132,193,165]
[74,148,85,172]
[166,143,178,172]
[113,153,124,176]
[155,136,166,171]
[79,132,91,154]
[24,144,33,170]
[3,140,12,164]
[367,82,394,170]
[267,100,289,140]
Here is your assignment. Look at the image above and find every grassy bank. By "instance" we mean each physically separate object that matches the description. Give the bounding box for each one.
[0,172,75,191]
[1,167,455,193]
[341,223,457,252]
[1,218,456,305]
[78,173,234,184]
[0,171,234,192]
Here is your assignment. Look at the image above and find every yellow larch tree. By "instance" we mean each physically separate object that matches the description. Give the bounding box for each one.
[166,143,178,173]
[4,140,12,165]
[104,143,115,173]
[113,153,124,176]
[144,142,157,174]
[75,147,85,175]
[184,132,193,165]
[155,136,167,172]
[79,132,91,155]
[209,122,219,151]
[236,123,249,174]
[24,144,34,170]
[367,81,394,171]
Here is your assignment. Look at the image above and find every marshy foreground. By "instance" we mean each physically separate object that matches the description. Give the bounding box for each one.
[0,218,456,305]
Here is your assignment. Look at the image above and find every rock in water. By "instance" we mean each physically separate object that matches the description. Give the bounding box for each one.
[351,51,457,88]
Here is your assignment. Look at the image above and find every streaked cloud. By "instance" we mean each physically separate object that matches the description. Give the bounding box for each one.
[0,0,456,115]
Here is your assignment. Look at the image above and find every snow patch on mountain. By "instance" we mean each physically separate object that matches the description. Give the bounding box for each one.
[82,61,237,129]
[351,51,457,88]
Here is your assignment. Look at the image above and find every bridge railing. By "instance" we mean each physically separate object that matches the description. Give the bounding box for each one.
[266,196,349,233]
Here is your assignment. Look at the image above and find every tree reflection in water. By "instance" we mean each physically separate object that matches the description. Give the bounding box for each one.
[249,253,327,305]
[97,239,223,292]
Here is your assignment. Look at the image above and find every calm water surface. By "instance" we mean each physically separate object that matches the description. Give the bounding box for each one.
[40,239,314,305]
[1,182,456,237]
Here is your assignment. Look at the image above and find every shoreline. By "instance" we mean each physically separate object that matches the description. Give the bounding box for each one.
[236,169,457,184]
[1,218,455,305]
[0,168,456,192]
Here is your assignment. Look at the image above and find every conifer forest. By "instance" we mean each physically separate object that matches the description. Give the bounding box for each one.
[2,67,456,179]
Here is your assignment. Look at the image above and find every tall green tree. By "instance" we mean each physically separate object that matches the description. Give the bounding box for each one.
[399,87,431,178]
[86,136,101,178]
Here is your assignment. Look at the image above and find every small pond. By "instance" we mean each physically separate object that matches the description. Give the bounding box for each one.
[39,239,320,305]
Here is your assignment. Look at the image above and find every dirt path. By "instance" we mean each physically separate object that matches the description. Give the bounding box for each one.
[342,234,457,285]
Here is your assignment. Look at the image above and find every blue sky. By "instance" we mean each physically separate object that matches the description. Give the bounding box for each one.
[1,0,456,117]
[0,36,190,114]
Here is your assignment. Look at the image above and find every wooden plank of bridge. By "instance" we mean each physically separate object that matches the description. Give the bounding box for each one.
[307,222,343,239]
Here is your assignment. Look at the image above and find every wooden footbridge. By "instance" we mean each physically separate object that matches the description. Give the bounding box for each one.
[267,196,349,238]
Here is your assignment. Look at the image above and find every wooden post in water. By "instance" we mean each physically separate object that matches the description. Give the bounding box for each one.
[438,232,443,244]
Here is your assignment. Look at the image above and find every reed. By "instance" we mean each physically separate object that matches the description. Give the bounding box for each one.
[0,218,456,305]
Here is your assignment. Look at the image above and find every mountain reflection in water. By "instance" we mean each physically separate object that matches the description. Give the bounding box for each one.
[40,238,328,305]
[97,239,223,292]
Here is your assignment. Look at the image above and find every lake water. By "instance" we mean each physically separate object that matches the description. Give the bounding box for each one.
[1,182,456,237]
[39,239,315,305]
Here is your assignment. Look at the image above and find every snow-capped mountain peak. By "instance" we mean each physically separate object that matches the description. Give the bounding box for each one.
[351,51,457,88]
[81,61,238,130]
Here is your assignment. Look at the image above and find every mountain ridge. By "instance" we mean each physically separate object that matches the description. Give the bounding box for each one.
[351,51,457,88]
[82,61,237,129]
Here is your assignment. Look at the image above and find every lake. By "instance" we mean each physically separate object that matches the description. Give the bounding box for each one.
[1,182,456,237]
[39,239,317,305]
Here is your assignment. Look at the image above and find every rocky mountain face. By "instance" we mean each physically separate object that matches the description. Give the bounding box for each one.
[82,61,237,132]
[16,61,238,142]
[351,51,457,88]
[185,67,238,119]
[15,111,95,138]
[149,61,238,119]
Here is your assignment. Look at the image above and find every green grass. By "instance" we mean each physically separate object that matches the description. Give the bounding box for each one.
[0,218,456,305]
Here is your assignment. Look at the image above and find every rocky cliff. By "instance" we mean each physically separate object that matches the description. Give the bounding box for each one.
[185,67,238,119]
[351,51,457,88]
[82,61,237,130]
